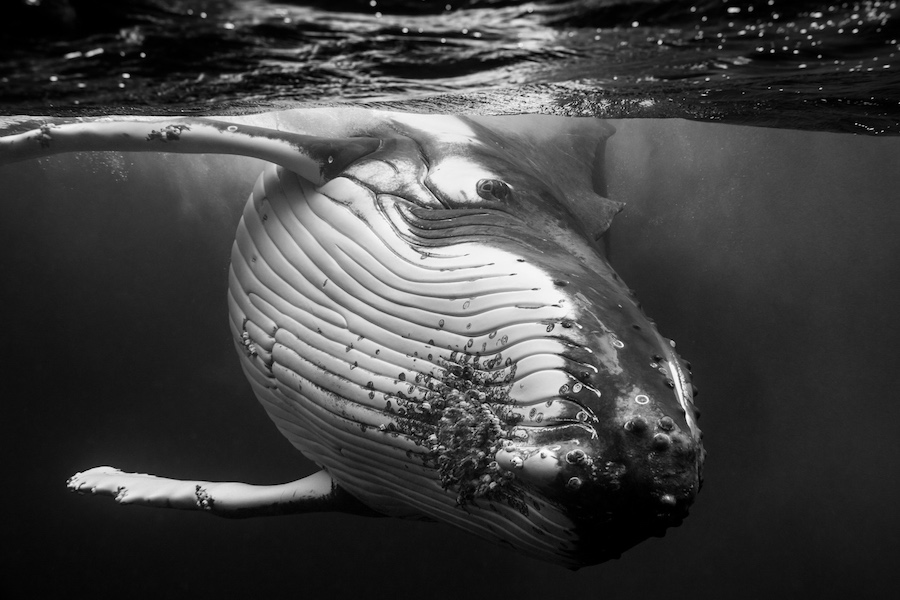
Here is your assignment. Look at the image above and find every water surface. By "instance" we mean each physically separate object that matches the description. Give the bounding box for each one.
[1,0,898,133]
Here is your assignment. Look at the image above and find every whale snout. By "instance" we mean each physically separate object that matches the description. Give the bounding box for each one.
[474,263,705,563]
[492,365,704,562]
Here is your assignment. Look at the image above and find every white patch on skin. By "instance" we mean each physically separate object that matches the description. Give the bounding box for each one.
[589,330,624,377]
[428,156,503,204]
[664,358,700,439]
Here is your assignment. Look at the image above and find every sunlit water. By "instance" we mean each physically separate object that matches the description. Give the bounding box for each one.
[1,0,898,133]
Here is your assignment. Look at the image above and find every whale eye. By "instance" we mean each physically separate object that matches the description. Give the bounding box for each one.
[476,178,511,201]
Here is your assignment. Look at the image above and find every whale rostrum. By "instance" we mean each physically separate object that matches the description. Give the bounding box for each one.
[0,110,704,568]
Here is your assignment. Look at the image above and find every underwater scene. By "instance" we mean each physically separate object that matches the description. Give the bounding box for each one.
[1,1,898,599]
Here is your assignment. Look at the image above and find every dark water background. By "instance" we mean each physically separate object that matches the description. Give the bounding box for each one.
[2,1,900,599]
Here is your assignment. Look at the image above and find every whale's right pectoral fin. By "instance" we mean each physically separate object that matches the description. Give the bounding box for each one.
[66,467,381,518]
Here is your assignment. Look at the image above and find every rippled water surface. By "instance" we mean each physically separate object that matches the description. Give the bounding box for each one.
[1,0,898,133]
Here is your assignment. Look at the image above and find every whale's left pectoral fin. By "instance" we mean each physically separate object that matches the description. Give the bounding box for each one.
[0,118,381,186]
[66,467,381,518]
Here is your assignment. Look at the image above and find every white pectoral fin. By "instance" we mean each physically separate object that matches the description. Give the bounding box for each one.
[0,118,380,185]
[67,466,380,518]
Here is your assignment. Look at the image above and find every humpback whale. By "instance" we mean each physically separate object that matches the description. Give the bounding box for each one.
[0,109,703,568]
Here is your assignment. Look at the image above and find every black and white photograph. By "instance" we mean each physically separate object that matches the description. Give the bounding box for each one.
[2,2,898,598]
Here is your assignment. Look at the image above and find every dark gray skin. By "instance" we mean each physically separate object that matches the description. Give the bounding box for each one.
[0,109,704,568]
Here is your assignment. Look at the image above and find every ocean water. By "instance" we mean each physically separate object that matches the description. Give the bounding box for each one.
[1,0,898,133]
[1,1,899,599]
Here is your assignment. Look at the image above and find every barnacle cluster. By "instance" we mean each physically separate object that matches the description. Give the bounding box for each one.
[36,123,54,148]
[239,318,257,357]
[404,351,528,509]
[146,124,190,142]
